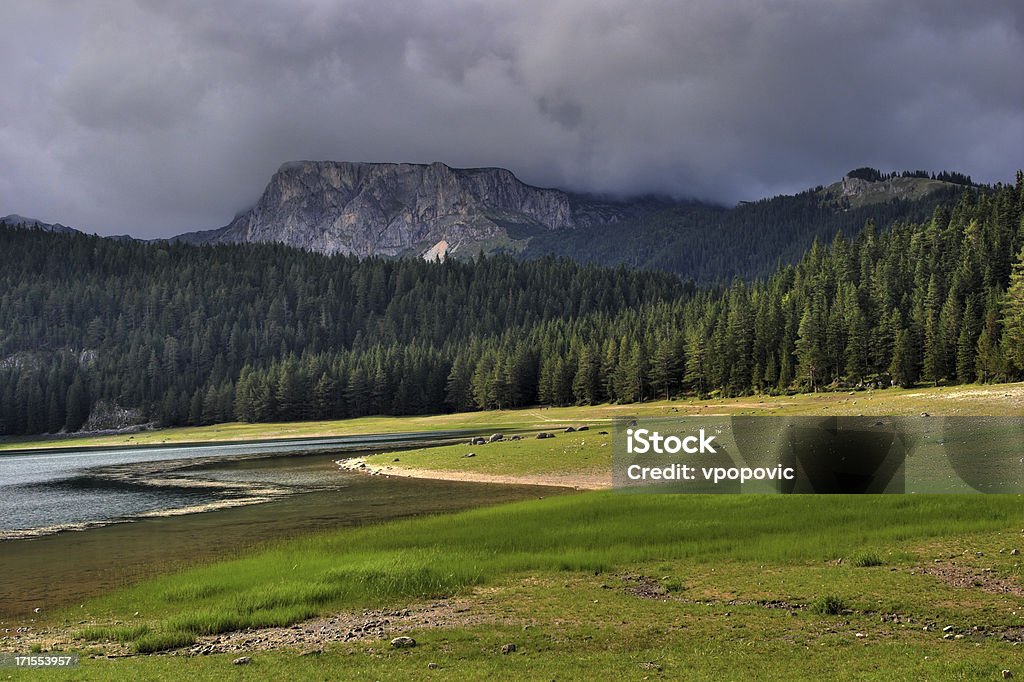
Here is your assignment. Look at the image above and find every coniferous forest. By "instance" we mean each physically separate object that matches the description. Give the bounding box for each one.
[1,175,1023,436]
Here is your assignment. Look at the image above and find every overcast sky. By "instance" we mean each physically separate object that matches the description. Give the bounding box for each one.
[1,1,1022,238]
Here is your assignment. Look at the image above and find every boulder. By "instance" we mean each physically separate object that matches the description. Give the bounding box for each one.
[577,425,589,431]
[501,643,517,654]
[564,426,576,433]
[536,432,553,439]
[488,433,504,443]
[391,636,417,648]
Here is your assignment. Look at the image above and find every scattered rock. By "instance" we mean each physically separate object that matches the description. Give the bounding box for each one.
[1002,670,1013,679]
[943,626,955,633]
[536,432,553,439]
[639,661,663,671]
[391,636,416,649]
[921,412,930,417]
[33,608,41,613]
[855,632,866,639]
[428,662,439,670]
[509,435,521,441]
[233,656,252,665]
[488,433,504,443]
[462,453,476,458]
[598,431,608,435]
[1012,549,1020,556]
[501,643,517,654]
[471,436,487,445]
[943,633,955,640]
[393,458,400,462]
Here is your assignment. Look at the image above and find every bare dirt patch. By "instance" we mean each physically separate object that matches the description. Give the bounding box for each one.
[339,457,610,490]
[2,594,527,658]
[187,595,519,655]
[918,561,1024,597]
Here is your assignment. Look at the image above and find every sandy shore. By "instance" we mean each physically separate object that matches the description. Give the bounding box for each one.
[337,457,610,490]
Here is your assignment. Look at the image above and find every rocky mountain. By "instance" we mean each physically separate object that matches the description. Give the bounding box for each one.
[177,161,610,258]
[816,174,968,209]
[171,162,970,280]
[0,214,80,235]
[520,169,969,282]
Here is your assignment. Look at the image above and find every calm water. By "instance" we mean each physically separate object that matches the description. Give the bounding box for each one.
[0,432,471,535]
[0,434,560,618]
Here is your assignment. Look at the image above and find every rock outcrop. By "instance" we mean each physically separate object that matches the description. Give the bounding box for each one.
[0,214,80,234]
[178,161,576,257]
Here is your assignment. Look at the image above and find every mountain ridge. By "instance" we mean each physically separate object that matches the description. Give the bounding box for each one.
[0,214,80,235]
[173,160,970,279]
[4,162,974,283]
[176,160,593,258]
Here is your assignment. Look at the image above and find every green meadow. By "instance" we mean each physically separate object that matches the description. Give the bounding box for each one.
[18,493,1024,680]
[7,382,1024,680]
[365,428,611,479]
[4,381,1022,452]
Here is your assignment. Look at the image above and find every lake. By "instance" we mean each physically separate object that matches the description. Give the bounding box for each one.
[0,433,560,618]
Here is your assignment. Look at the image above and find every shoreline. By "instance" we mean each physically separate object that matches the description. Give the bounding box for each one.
[7,381,1022,454]
[337,457,611,490]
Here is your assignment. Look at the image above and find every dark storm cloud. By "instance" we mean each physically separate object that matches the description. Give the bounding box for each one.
[1,0,1022,237]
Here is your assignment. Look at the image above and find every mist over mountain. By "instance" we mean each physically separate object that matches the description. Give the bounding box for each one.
[174,161,972,282]
[1,172,1021,437]
[0,214,80,235]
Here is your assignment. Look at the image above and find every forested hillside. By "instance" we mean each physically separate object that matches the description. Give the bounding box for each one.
[1,175,1022,436]
[0,233,683,434]
[523,179,965,282]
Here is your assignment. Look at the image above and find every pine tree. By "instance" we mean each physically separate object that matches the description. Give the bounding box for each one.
[795,301,826,391]
[890,326,917,387]
[1002,245,1024,371]
[572,346,601,405]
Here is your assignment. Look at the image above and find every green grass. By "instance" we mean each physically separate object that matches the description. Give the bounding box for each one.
[810,594,849,615]
[4,381,1022,452]
[30,630,1024,681]
[11,383,1024,678]
[366,428,610,478]
[852,552,885,568]
[132,632,196,654]
[55,494,1024,657]
[77,624,151,643]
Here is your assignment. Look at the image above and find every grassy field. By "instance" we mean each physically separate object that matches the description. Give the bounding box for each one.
[362,428,611,482]
[18,493,1024,680]
[4,381,1023,452]
[6,382,1024,679]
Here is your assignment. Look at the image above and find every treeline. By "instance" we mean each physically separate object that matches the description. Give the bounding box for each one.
[234,177,1024,419]
[521,179,963,283]
[846,167,975,186]
[1,175,1023,435]
[0,233,683,434]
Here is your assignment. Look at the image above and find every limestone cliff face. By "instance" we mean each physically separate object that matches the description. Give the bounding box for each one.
[183,161,576,257]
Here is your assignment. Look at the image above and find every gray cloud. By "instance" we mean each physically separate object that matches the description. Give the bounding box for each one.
[1,0,1022,237]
